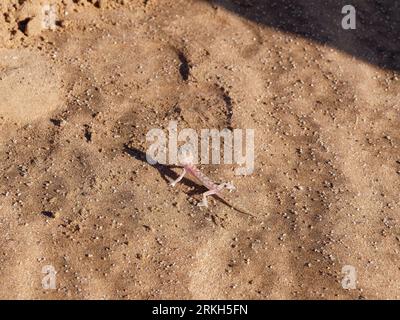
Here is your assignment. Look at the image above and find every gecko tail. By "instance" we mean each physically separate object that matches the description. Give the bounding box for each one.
[232,207,259,219]
[216,195,259,219]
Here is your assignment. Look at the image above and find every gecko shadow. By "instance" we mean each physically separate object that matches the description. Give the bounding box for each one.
[123,144,207,196]
[207,0,400,72]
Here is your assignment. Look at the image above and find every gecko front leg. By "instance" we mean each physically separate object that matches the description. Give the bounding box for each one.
[198,182,235,207]
[198,189,217,207]
[170,167,186,187]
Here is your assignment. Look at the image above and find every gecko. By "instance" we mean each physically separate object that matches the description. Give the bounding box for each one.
[169,145,257,218]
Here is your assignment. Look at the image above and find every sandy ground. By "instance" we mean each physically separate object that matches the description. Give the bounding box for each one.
[0,0,399,299]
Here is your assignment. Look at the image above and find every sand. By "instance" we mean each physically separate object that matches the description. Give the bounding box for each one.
[0,0,399,299]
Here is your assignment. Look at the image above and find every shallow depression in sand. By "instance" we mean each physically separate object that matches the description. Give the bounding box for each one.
[0,48,61,124]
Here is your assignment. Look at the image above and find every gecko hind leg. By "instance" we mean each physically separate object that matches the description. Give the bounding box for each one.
[170,168,186,187]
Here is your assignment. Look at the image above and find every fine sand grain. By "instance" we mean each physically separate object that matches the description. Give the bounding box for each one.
[0,0,399,299]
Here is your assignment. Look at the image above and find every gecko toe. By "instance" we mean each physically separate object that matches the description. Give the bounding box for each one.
[197,201,208,208]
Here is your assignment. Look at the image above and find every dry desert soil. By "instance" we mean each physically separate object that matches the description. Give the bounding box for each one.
[0,0,399,299]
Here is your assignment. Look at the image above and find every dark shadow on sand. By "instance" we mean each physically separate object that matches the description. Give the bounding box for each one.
[207,0,400,72]
[123,144,207,196]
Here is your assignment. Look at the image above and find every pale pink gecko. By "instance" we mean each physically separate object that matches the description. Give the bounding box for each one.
[169,145,256,218]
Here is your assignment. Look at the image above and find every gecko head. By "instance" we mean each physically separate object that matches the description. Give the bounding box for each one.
[177,144,195,165]
[223,182,236,192]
